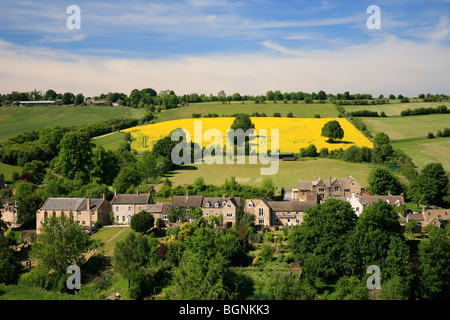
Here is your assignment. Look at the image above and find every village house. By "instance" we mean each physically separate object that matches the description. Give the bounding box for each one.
[244,197,316,229]
[111,190,154,224]
[0,199,20,229]
[146,202,171,222]
[283,176,363,203]
[36,196,112,234]
[345,192,405,217]
[405,207,450,232]
[170,193,241,228]
[202,196,241,228]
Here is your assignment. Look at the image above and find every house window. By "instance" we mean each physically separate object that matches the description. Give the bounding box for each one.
[116,206,119,212]
[82,221,86,225]
[205,202,210,208]
[44,212,48,220]
[258,218,264,225]
[139,206,142,212]
[438,215,442,220]
[122,216,125,222]
[128,206,132,212]
[296,219,300,224]
[215,212,219,216]
[223,201,227,207]
[356,207,359,212]
[226,213,233,218]
[227,203,231,208]
[205,212,209,216]
[214,203,219,208]
[335,187,339,192]
[258,208,264,216]
[248,202,253,208]
[52,211,56,218]
[116,216,119,222]
[70,212,73,219]
[162,215,168,220]
[319,188,325,193]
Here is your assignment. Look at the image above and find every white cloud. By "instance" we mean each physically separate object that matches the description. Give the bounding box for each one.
[0,36,449,97]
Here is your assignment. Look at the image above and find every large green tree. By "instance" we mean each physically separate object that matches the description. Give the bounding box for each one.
[30,215,96,277]
[409,162,448,206]
[287,199,357,282]
[344,200,406,277]
[54,131,94,183]
[130,211,155,233]
[113,231,157,289]
[367,167,401,195]
[321,120,344,143]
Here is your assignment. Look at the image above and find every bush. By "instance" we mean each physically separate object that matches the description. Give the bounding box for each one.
[428,132,435,139]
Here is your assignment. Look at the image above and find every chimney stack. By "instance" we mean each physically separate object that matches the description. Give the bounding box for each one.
[137,189,140,195]
[86,198,91,211]
[103,193,106,200]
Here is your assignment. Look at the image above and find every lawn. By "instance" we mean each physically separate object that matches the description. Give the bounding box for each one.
[93,132,125,151]
[343,101,448,117]
[0,161,22,182]
[392,137,450,171]
[165,157,374,190]
[361,114,450,141]
[0,106,145,142]
[154,101,340,123]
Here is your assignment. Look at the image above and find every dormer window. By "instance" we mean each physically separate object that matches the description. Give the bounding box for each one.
[205,202,210,208]
[214,202,219,208]
[248,202,253,208]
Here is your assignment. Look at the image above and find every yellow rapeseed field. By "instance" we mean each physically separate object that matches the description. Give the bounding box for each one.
[122,117,373,153]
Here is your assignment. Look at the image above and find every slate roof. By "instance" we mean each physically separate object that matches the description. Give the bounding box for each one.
[112,193,153,205]
[269,200,316,212]
[358,195,404,206]
[40,198,104,211]
[171,195,204,207]
[203,197,242,208]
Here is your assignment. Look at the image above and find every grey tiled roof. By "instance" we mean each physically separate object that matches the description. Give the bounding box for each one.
[40,198,104,211]
[112,193,153,205]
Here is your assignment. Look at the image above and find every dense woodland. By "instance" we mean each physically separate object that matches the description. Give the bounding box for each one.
[0,88,449,300]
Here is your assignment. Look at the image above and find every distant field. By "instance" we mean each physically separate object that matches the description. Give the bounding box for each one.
[362,114,450,140]
[0,106,145,141]
[344,101,449,117]
[93,132,124,151]
[393,137,450,171]
[165,158,374,189]
[123,117,373,154]
[0,162,22,182]
[154,101,339,123]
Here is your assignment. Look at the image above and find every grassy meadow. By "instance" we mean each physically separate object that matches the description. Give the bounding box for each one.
[165,157,374,189]
[343,101,448,116]
[392,137,450,171]
[0,106,145,142]
[361,114,450,141]
[154,101,340,123]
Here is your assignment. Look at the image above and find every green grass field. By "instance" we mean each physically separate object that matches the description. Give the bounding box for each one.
[361,114,450,141]
[154,101,339,123]
[343,101,448,116]
[93,132,125,151]
[393,137,450,171]
[165,157,375,190]
[0,162,22,182]
[0,106,145,142]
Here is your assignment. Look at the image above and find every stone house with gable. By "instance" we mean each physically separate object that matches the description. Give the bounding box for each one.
[111,190,154,224]
[0,199,20,229]
[36,196,112,234]
[170,193,241,227]
[405,207,450,232]
[244,197,316,229]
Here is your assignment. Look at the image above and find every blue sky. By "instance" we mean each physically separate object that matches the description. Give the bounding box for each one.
[0,0,449,96]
